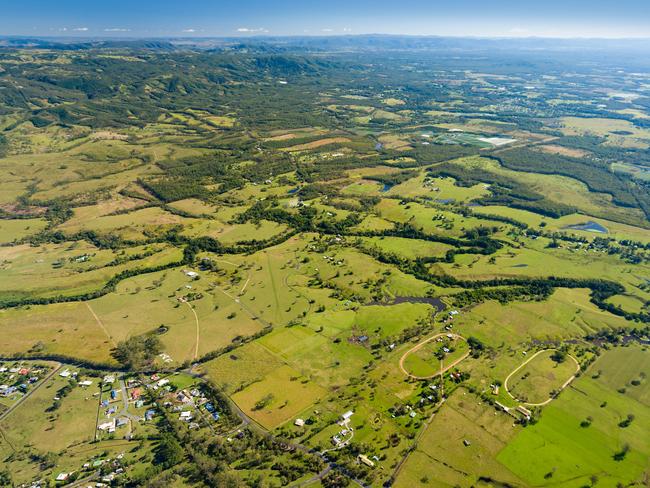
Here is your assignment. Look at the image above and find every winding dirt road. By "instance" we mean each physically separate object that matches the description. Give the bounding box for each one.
[399,333,469,380]
[504,349,580,407]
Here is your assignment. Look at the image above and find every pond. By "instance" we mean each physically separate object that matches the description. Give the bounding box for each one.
[564,220,608,234]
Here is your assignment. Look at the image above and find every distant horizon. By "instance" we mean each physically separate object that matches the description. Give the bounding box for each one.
[2,33,650,41]
[2,0,649,40]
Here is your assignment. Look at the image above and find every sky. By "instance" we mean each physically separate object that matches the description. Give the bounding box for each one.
[1,0,649,39]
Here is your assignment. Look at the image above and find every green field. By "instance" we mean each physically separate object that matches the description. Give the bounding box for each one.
[505,349,579,405]
[498,346,650,487]
[0,39,648,488]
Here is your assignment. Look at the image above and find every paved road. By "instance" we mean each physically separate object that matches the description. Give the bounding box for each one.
[0,362,62,422]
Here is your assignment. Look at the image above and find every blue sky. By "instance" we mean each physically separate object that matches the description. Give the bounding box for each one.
[1,0,649,38]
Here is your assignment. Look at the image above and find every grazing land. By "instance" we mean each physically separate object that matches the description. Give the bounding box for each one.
[0,36,649,487]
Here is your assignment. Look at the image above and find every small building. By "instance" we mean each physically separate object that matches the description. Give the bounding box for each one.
[358,454,375,467]
[463,439,471,447]
[59,369,71,378]
[55,473,69,482]
[79,380,93,387]
[103,375,115,384]
[516,405,532,419]
[341,410,354,422]
[98,419,116,431]
[294,418,305,427]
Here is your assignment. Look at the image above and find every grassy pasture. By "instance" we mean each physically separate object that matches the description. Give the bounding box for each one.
[231,364,327,429]
[0,218,48,243]
[451,288,630,349]
[89,267,265,363]
[560,116,650,147]
[472,205,650,242]
[0,243,182,301]
[506,350,579,405]
[394,388,523,487]
[58,206,192,240]
[402,335,469,378]
[498,346,650,487]
[359,236,452,260]
[180,219,289,244]
[456,156,648,227]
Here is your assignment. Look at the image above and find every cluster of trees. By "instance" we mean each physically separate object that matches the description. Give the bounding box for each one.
[493,149,641,211]
[112,334,162,370]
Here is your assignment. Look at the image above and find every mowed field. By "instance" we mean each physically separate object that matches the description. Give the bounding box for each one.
[497,346,650,487]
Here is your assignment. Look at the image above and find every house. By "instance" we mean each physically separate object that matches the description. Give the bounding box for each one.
[110,390,118,400]
[55,473,70,482]
[130,388,141,400]
[116,417,128,427]
[358,454,375,467]
[157,378,169,387]
[341,411,354,422]
[79,380,93,387]
[179,411,192,421]
[98,419,116,431]
[19,368,29,375]
[294,418,305,427]
[185,271,199,279]
[103,375,115,384]
[145,409,156,421]
[59,369,71,378]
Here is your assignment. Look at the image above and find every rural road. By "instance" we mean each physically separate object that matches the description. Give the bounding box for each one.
[504,349,580,406]
[183,301,200,360]
[0,362,62,422]
[399,333,469,380]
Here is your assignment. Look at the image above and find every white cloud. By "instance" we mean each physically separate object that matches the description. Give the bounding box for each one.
[321,28,333,33]
[509,27,529,35]
[73,27,89,32]
[182,28,196,33]
[104,28,131,32]
[237,27,268,33]
[58,27,68,32]
[343,27,352,33]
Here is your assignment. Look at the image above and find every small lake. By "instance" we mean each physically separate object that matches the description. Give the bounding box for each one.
[381,183,393,192]
[436,198,455,204]
[564,221,608,234]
